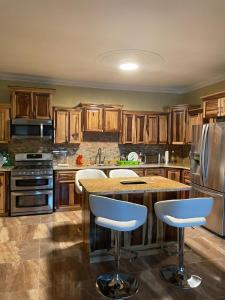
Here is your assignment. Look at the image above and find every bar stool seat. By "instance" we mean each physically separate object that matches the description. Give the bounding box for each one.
[89,195,147,299]
[162,216,206,228]
[95,217,139,232]
[154,197,213,289]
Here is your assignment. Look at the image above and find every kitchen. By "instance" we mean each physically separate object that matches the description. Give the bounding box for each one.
[0,1,225,299]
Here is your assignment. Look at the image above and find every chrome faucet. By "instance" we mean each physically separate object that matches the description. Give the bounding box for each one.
[95,148,105,165]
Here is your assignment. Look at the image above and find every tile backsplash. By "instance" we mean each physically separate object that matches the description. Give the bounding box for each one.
[0,135,190,166]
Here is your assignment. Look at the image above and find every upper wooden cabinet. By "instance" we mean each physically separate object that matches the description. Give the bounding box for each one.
[146,114,168,144]
[0,105,10,143]
[201,91,225,119]
[53,107,82,144]
[187,108,203,144]
[122,112,136,143]
[78,103,122,132]
[103,107,122,132]
[135,114,147,144]
[168,104,199,145]
[9,86,55,120]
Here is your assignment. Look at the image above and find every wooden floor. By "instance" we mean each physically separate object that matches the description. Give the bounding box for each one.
[0,210,224,300]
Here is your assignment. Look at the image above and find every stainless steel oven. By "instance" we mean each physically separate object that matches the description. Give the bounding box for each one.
[11,175,53,191]
[10,153,53,216]
[11,190,53,215]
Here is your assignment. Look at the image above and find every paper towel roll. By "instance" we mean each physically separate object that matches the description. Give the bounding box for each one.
[165,151,169,165]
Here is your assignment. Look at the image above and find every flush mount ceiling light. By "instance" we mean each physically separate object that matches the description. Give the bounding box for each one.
[119,62,139,71]
[97,49,164,72]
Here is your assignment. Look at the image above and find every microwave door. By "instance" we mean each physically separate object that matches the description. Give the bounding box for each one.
[190,125,204,186]
[204,123,225,193]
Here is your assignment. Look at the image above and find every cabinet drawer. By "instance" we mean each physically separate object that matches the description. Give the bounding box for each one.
[145,168,165,177]
[56,171,75,181]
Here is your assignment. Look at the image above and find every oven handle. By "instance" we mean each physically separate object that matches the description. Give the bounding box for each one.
[11,190,53,196]
[11,175,53,180]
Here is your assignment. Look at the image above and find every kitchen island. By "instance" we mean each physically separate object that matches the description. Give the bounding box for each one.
[79,176,191,262]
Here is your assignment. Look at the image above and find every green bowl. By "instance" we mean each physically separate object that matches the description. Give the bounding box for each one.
[116,160,141,166]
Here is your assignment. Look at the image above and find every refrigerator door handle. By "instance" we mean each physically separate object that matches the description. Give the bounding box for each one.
[200,124,206,184]
[204,124,209,182]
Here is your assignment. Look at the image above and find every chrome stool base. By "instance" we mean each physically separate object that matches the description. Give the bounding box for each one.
[96,272,139,299]
[160,265,202,289]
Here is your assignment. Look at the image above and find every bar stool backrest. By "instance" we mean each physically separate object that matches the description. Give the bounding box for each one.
[109,169,139,178]
[89,195,147,226]
[75,169,107,193]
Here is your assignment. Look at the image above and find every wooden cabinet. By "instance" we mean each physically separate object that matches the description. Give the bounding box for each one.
[168,104,199,144]
[146,114,168,144]
[0,105,10,143]
[169,105,188,144]
[10,86,55,120]
[201,91,225,120]
[55,171,81,210]
[187,108,203,143]
[122,113,136,143]
[103,107,122,132]
[145,168,166,177]
[0,172,8,215]
[131,169,145,177]
[181,169,190,198]
[83,106,103,132]
[54,108,82,144]
[79,104,122,132]
[135,114,147,144]
[146,115,158,144]
[166,168,181,182]
[158,114,168,144]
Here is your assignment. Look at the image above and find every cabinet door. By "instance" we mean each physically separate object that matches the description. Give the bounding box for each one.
[84,108,103,131]
[122,114,135,143]
[0,107,10,143]
[171,109,187,144]
[219,97,225,117]
[187,112,202,144]
[167,169,181,182]
[130,169,144,176]
[69,111,82,143]
[203,99,219,118]
[135,114,146,144]
[0,173,5,214]
[103,108,121,132]
[54,110,68,144]
[158,115,168,144]
[13,92,33,118]
[34,93,52,119]
[146,115,158,144]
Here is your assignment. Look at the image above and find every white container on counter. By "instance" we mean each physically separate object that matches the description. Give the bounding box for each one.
[164,151,169,165]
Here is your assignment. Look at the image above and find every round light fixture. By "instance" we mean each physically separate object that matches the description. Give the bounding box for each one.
[119,62,139,71]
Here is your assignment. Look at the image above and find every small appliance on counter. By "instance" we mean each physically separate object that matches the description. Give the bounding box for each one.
[52,149,69,167]
[10,153,53,216]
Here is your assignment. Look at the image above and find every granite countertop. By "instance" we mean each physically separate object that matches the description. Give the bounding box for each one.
[79,176,191,195]
[0,166,14,172]
[53,163,190,171]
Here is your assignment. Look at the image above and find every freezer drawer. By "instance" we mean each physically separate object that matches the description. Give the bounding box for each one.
[191,184,225,236]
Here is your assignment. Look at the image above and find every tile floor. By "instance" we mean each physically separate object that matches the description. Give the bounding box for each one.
[0,211,224,300]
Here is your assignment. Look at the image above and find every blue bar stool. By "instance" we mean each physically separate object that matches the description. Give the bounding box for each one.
[154,197,213,289]
[89,195,147,299]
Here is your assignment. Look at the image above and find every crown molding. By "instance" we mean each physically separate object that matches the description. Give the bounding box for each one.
[0,72,184,94]
[1,72,225,95]
[180,74,225,94]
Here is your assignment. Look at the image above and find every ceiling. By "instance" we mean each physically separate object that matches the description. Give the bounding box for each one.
[0,0,225,93]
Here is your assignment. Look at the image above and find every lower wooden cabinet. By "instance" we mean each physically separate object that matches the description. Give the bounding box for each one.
[0,172,8,215]
[54,171,81,210]
[181,169,191,198]
[166,168,181,182]
[145,168,166,177]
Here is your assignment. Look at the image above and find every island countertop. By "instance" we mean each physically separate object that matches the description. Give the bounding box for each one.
[79,175,191,195]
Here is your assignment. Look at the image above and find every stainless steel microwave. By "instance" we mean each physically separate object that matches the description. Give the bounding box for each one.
[11,119,53,139]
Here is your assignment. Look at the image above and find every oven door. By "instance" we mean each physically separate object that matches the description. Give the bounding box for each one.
[11,176,53,191]
[10,190,53,216]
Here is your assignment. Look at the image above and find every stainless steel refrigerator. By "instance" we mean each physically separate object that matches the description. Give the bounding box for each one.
[190,122,225,236]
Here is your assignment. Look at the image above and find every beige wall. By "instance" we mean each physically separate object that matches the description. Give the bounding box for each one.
[0,80,184,111]
[181,79,225,104]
